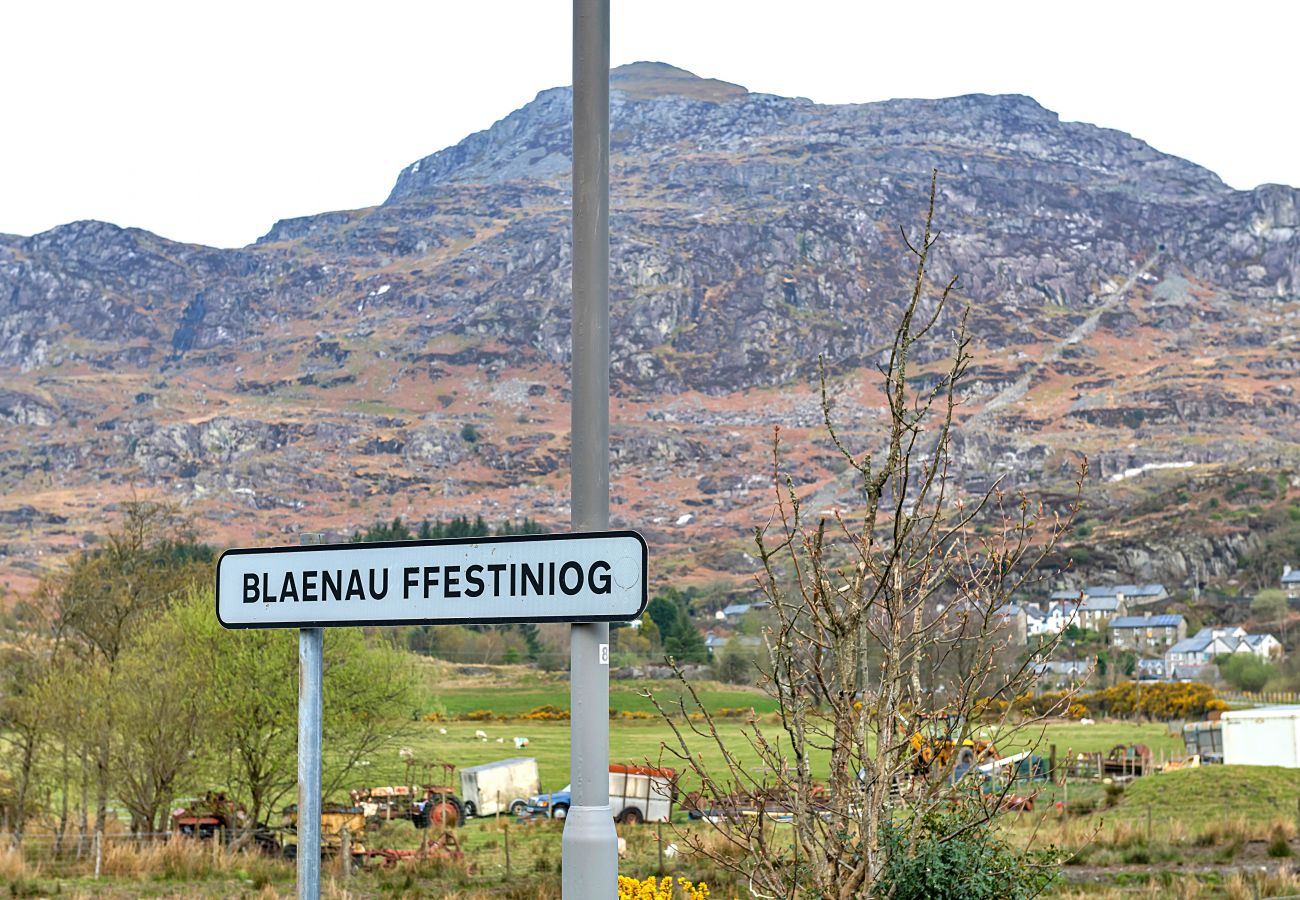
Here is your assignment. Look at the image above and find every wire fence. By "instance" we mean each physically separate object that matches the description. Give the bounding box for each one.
[1221,690,1300,706]
[1,819,688,885]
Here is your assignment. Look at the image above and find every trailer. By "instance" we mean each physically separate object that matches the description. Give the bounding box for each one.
[524,764,675,824]
[1222,706,1300,767]
[1183,721,1224,763]
[608,764,674,825]
[459,757,540,818]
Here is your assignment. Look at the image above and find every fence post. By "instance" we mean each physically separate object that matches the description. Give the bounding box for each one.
[1049,744,1057,784]
[340,826,351,879]
[503,820,512,879]
[93,830,102,879]
[1146,805,1152,844]
[657,821,665,874]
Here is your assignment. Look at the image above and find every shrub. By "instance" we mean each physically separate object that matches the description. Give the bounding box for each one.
[1073,681,1223,720]
[617,876,710,900]
[715,707,753,718]
[1269,827,1293,858]
[462,709,494,721]
[876,808,1060,899]
[521,704,570,721]
[1217,653,1277,692]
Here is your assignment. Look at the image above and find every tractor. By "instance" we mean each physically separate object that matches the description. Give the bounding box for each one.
[351,760,465,829]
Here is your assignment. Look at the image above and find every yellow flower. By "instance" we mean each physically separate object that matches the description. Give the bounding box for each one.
[677,878,711,900]
[618,875,673,900]
[618,874,711,900]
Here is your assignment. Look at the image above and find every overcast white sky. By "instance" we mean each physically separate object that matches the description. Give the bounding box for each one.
[2,0,1295,249]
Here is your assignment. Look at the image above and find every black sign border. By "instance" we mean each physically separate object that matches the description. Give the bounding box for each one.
[215,529,648,630]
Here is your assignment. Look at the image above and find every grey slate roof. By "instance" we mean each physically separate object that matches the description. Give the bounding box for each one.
[1050,583,1167,600]
[1283,569,1300,585]
[1110,614,1184,629]
[1168,635,1213,655]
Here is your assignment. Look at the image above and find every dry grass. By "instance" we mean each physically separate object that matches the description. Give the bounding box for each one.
[1226,869,1300,899]
[0,843,32,881]
[1050,869,1300,900]
[99,835,235,879]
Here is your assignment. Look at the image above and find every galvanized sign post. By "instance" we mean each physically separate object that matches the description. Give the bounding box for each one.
[565,0,617,896]
[296,533,323,900]
[216,530,646,899]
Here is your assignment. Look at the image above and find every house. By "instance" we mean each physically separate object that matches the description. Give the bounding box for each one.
[717,601,770,623]
[1165,627,1281,672]
[1050,583,1168,610]
[1243,633,1283,658]
[1283,566,1300,601]
[1109,613,1187,651]
[716,604,749,621]
[1105,584,1170,608]
[1025,603,1070,637]
[1136,658,1166,680]
[1034,659,1093,687]
[1064,595,1125,631]
[1165,632,1238,669]
[703,632,761,654]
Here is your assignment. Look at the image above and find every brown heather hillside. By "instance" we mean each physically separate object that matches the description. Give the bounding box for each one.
[1,63,1298,599]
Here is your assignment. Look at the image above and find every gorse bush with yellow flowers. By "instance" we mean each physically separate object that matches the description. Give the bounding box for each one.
[617,875,710,900]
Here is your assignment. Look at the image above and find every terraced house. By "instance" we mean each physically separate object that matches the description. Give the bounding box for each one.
[1108,612,1187,651]
[1165,627,1282,678]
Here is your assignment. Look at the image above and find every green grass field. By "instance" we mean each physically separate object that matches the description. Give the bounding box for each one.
[347,669,1190,802]
[1115,764,1300,825]
[428,684,780,718]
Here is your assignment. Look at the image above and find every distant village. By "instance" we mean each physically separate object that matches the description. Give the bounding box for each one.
[696,567,1300,688]
[1008,567,1300,685]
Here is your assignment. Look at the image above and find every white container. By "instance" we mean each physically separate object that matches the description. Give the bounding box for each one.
[459,757,541,817]
[1221,706,1300,767]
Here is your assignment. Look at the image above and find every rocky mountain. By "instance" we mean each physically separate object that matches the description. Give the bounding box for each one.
[2,62,1297,597]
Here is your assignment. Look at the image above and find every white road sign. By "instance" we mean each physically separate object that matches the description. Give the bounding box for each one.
[216,531,647,629]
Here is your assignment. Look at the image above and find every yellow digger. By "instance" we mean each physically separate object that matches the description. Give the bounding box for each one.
[279,804,368,864]
[906,712,999,778]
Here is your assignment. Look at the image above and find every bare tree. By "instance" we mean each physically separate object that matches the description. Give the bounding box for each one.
[651,172,1081,899]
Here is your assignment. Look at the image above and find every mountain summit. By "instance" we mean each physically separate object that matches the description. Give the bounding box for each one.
[609,61,748,102]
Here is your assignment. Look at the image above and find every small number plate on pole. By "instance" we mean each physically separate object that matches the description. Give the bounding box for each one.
[216,531,646,629]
